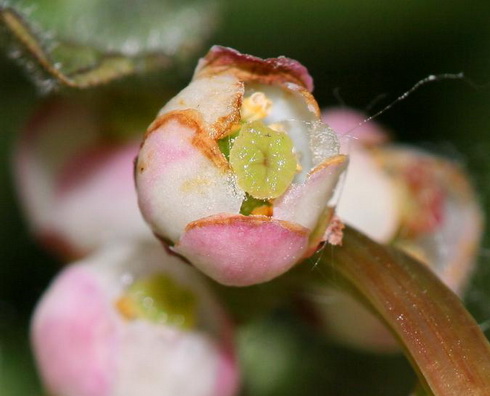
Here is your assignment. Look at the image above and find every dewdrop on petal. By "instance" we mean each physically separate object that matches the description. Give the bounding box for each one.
[31,240,239,396]
[305,108,483,353]
[135,46,347,286]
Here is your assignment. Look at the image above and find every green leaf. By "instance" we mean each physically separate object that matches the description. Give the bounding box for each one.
[311,226,490,396]
[0,0,220,91]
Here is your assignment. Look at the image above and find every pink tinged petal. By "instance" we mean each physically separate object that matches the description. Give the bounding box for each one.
[32,267,117,396]
[321,107,390,153]
[136,113,244,242]
[336,146,400,243]
[215,344,240,396]
[175,215,309,286]
[274,155,348,232]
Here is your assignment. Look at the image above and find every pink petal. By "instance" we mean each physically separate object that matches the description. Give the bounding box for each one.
[215,344,240,396]
[175,215,309,286]
[32,266,117,396]
[321,107,389,153]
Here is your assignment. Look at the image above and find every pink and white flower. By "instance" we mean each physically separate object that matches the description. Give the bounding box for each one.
[14,99,152,259]
[306,108,483,353]
[135,46,347,286]
[32,240,239,396]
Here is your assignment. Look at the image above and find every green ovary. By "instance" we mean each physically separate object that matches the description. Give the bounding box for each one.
[123,274,197,330]
[229,121,297,199]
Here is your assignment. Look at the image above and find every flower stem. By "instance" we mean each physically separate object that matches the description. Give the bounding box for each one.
[311,225,490,396]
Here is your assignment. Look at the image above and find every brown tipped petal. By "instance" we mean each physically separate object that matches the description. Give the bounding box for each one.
[195,45,314,92]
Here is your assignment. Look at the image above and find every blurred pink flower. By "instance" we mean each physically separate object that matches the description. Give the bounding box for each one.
[14,99,152,259]
[304,107,483,353]
[32,240,239,396]
[135,46,347,286]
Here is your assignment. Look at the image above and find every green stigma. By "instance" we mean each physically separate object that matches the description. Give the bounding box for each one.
[229,121,297,199]
[119,274,197,330]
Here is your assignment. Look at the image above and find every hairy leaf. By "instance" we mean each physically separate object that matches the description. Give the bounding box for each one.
[0,0,219,91]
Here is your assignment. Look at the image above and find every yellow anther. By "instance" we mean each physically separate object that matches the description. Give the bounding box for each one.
[115,296,138,320]
[241,92,272,121]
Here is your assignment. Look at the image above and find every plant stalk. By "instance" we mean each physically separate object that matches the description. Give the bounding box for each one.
[312,225,490,395]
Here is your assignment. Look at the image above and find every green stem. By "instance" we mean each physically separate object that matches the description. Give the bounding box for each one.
[311,226,490,396]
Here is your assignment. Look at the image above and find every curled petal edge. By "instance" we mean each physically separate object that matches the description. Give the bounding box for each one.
[195,45,314,92]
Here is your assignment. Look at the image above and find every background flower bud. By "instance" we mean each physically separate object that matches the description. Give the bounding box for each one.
[31,240,239,396]
[14,99,152,259]
[303,108,483,353]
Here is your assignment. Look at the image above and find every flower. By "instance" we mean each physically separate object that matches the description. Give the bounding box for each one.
[31,240,239,396]
[303,108,483,353]
[14,99,152,259]
[326,107,483,293]
[135,46,347,286]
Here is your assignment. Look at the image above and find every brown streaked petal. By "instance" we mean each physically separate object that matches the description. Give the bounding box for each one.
[158,74,244,140]
[137,111,244,242]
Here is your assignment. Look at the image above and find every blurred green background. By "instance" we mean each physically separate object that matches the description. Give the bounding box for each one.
[1,1,490,395]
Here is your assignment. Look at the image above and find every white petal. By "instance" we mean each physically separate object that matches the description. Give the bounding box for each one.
[274,156,347,231]
[336,146,400,243]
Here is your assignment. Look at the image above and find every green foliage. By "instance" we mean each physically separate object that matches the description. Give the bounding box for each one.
[0,0,219,91]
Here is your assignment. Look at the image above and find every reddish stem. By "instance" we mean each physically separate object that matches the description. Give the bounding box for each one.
[313,226,490,395]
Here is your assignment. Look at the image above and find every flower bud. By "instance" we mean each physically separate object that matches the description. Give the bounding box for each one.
[135,46,347,286]
[31,240,239,396]
[14,100,152,259]
[305,108,483,353]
